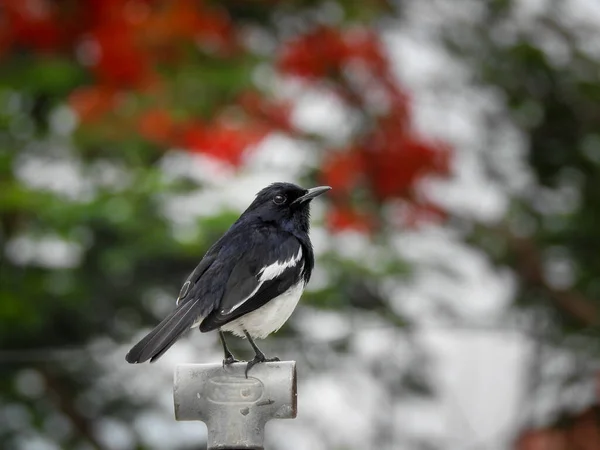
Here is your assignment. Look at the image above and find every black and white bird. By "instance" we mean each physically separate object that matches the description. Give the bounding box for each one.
[125,182,330,375]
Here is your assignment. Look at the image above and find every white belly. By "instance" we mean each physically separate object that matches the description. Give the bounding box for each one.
[221,281,305,339]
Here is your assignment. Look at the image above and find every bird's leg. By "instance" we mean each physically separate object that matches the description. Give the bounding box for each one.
[243,330,279,377]
[219,331,239,366]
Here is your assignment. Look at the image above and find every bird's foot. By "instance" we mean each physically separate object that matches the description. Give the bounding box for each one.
[222,355,240,367]
[244,355,280,378]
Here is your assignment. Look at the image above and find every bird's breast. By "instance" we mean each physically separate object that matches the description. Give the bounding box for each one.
[221,281,305,339]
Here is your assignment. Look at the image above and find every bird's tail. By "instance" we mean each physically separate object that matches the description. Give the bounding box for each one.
[125,301,198,364]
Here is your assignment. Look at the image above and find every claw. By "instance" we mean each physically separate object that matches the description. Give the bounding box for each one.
[242,329,280,377]
[219,331,240,367]
[244,355,280,378]
[222,356,239,367]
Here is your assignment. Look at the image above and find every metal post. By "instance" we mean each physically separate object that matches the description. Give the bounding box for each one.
[173,361,297,450]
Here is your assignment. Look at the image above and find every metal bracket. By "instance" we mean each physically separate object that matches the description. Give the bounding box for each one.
[174,361,297,450]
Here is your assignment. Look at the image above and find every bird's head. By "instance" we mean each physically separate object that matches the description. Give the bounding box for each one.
[243,182,331,233]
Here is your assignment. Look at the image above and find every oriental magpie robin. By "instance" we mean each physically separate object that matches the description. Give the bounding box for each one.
[125,182,330,375]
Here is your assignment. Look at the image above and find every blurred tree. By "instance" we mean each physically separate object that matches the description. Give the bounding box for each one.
[0,1,448,449]
[438,0,600,446]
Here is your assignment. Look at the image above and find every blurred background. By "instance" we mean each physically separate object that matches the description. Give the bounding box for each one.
[2,0,600,449]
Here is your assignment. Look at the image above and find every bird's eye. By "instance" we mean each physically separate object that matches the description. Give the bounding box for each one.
[273,194,286,205]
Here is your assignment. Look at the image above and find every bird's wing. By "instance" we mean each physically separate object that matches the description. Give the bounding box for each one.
[125,251,219,364]
[176,253,217,306]
[199,234,304,331]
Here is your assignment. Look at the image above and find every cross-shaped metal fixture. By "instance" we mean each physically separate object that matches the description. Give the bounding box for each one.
[174,361,297,450]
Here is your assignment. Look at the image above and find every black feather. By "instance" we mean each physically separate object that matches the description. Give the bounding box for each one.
[199,235,305,332]
[125,300,197,363]
[125,182,327,363]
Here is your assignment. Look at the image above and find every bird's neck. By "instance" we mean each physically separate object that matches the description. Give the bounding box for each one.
[251,214,310,242]
[279,215,309,237]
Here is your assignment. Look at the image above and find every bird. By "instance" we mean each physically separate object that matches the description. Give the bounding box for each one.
[125,182,330,376]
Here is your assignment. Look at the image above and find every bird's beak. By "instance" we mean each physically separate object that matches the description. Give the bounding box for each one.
[292,186,332,205]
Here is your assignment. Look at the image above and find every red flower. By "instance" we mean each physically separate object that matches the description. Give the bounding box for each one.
[143,0,234,53]
[278,26,389,81]
[327,204,374,233]
[319,118,451,230]
[362,120,451,201]
[2,0,63,52]
[190,2,234,51]
[0,20,12,58]
[321,149,364,193]
[182,120,268,167]
[68,85,118,123]
[137,108,175,145]
[90,20,152,88]
[278,26,347,79]
[238,92,294,133]
[344,28,388,76]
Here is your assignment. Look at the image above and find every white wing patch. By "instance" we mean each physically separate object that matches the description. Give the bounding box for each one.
[223,246,303,314]
[224,281,265,314]
[258,247,302,282]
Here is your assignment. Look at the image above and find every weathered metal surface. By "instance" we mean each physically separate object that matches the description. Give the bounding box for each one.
[174,361,297,450]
